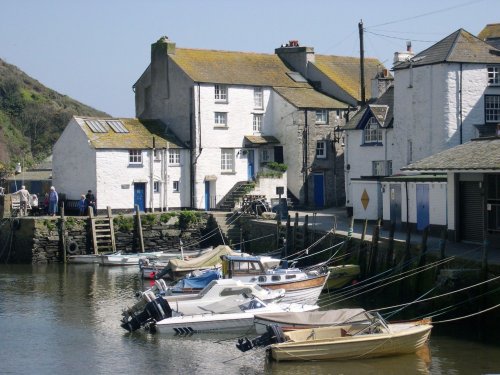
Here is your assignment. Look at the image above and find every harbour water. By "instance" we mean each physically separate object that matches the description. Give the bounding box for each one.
[1,264,499,375]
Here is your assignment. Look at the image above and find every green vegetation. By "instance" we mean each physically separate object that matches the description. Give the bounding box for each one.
[43,219,56,232]
[114,215,134,232]
[159,212,177,223]
[141,214,157,226]
[266,162,288,172]
[178,211,203,230]
[0,59,108,171]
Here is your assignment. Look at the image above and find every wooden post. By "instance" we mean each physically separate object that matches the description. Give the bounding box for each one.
[356,219,368,263]
[107,206,116,253]
[417,226,429,268]
[292,212,299,254]
[358,219,368,278]
[285,214,291,258]
[402,227,412,272]
[303,214,309,249]
[88,205,98,255]
[135,204,145,253]
[60,202,67,263]
[437,228,447,273]
[368,219,381,276]
[386,222,396,269]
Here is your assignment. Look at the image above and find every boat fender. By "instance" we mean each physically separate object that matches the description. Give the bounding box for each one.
[67,241,80,255]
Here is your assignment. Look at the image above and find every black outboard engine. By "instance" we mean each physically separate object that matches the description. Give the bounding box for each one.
[121,297,172,332]
[236,324,286,352]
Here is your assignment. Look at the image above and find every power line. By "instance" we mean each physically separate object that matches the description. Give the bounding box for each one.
[365,30,436,43]
[365,0,487,29]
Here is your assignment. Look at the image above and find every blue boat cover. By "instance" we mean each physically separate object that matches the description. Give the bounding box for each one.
[172,269,221,291]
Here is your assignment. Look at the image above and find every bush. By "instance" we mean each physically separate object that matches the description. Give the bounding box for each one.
[266,162,288,172]
[141,214,157,226]
[159,212,177,223]
[178,211,202,230]
[114,215,134,232]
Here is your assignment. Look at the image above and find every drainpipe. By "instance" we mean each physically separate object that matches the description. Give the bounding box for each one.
[303,109,309,206]
[459,63,463,144]
[405,181,409,228]
[165,144,169,211]
[191,84,203,209]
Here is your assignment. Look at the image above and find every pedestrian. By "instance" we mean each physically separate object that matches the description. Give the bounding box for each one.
[15,185,30,216]
[49,186,59,216]
[86,189,97,215]
[79,194,86,216]
[43,193,49,215]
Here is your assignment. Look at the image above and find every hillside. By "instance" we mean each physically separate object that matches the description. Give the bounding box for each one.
[0,58,109,173]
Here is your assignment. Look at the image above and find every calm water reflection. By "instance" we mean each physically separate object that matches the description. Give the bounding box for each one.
[0,264,499,375]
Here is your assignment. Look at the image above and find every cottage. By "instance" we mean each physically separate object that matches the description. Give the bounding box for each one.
[53,116,188,212]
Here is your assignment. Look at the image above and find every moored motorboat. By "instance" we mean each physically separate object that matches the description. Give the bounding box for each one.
[237,313,432,362]
[324,264,360,290]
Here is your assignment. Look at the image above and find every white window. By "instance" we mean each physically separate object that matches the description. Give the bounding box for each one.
[154,149,161,161]
[261,149,271,162]
[214,84,228,102]
[254,87,263,108]
[372,161,393,176]
[253,114,262,132]
[364,117,382,143]
[485,95,500,123]
[316,141,327,159]
[221,149,235,172]
[168,149,180,164]
[488,66,499,85]
[173,181,179,192]
[214,112,228,127]
[153,181,160,193]
[129,150,142,164]
[315,110,328,125]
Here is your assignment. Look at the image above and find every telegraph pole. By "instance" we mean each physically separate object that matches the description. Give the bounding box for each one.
[358,19,366,105]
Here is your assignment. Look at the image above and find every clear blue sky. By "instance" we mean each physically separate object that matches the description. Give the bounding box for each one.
[0,0,497,118]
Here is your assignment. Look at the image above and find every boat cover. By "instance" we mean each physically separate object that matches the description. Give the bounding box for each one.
[254,309,370,325]
[172,269,222,290]
[168,245,242,272]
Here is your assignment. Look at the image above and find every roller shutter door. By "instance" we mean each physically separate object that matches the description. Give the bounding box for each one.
[459,181,483,243]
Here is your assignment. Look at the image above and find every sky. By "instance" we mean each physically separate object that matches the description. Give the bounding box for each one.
[0,0,497,118]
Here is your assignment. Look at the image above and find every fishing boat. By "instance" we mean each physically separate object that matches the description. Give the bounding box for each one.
[222,255,329,305]
[121,278,285,332]
[253,308,369,334]
[151,297,319,335]
[324,264,360,290]
[237,313,432,362]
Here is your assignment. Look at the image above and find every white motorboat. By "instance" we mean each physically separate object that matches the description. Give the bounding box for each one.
[237,313,432,362]
[151,297,319,335]
[222,255,329,305]
[121,278,285,332]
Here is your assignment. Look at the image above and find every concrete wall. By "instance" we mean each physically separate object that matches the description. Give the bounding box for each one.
[352,180,381,220]
[53,118,96,200]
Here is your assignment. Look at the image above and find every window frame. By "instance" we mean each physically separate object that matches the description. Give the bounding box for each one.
[221,149,235,173]
[168,149,180,165]
[253,114,263,132]
[214,112,228,127]
[364,117,383,144]
[128,150,142,165]
[485,95,500,123]
[214,84,228,102]
[372,160,392,176]
[316,141,327,159]
[488,66,500,86]
[173,181,179,192]
[153,181,160,193]
[315,109,329,125]
[254,87,263,109]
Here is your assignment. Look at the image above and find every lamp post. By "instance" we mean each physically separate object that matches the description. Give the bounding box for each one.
[332,125,343,207]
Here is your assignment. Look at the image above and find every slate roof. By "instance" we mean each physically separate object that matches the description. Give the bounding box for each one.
[5,170,52,182]
[75,117,185,149]
[273,87,348,109]
[402,137,500,171]
[243,135,280,145]
[478,23,500,41]
[170,48,311,88]
[344,86,394,130]
[313,55,389,102]
[394,29,500,70]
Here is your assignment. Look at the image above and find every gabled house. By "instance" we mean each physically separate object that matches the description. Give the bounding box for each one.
[134,37,348,209]
[53,116,188,212]
[381,28,500,232]
[398,137,500,248]
[479,23,500,49]
[343,86,394,219]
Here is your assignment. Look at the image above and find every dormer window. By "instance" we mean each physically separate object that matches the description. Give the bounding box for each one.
[254,87,263,109]
[215,84,228,102]
[488,66,499,85]
[364,117,382,144]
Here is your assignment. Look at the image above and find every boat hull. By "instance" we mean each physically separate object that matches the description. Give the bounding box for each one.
[324,264,360,290]
[260,273,328,305]
[270,323,432,362]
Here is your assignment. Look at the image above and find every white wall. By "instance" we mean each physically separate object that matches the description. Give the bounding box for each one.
[352,180,381,220]
[53,118,96,200]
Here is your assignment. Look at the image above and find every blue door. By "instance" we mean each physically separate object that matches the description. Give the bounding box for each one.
[416,184,430,231]
[134,183,146,212]
[247,150,255,181]
[204,181,210,211]
[313,173,325,208]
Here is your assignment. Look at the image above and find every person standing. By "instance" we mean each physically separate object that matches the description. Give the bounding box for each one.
[49,186,59,216]
[15,185,30,216]
[79,194,86,216]
[86,189,96,215]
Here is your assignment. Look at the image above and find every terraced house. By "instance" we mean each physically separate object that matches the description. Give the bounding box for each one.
[134,37,350,210]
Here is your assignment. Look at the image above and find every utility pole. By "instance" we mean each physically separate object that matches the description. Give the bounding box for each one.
[358,19,366,105]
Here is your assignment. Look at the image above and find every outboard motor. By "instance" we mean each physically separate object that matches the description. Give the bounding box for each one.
[121,297,172,332]
[236,324,286,352]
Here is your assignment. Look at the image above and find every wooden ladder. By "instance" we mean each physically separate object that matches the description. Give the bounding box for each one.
[89,206,116,254]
